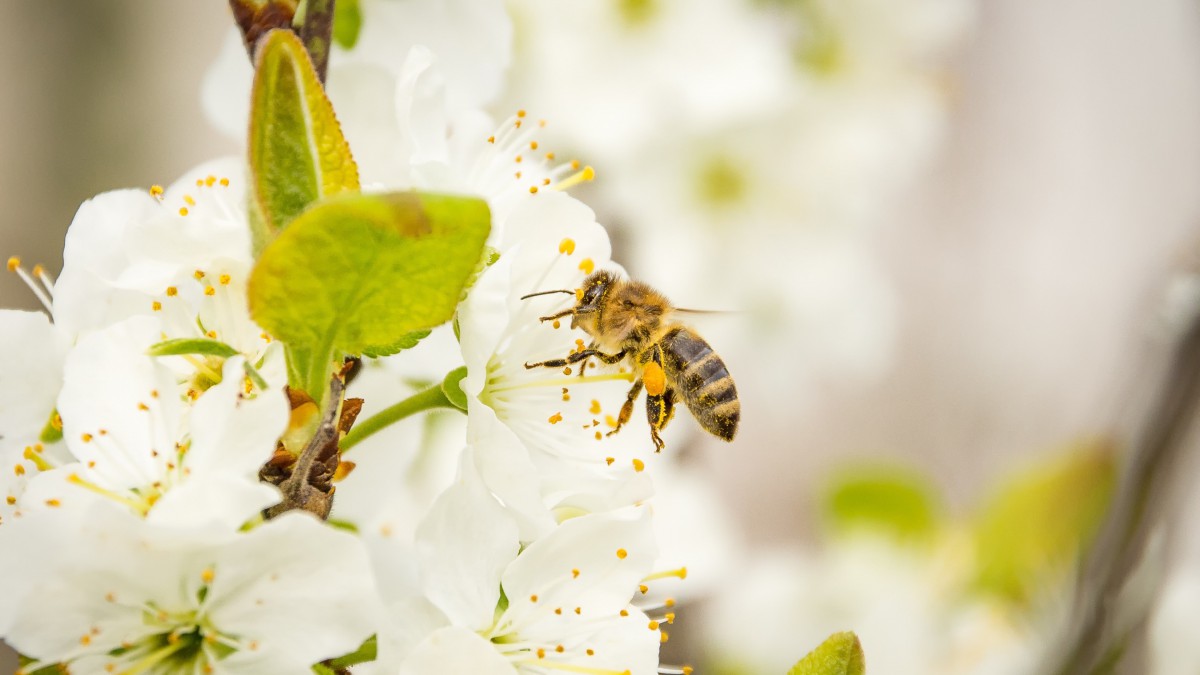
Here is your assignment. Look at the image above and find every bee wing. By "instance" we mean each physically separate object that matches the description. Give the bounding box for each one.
[672,308,741,316]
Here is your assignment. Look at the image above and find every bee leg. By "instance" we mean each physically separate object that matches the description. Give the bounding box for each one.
[606,379,644,438]
[660,387,678,430]
[577,340,598,378]
[537,309,575,323]
[645,391,668,453]
[525,348,626,370]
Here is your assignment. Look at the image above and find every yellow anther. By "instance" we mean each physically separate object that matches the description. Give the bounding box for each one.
[537,648,546,659]
[150,185,164,197]
[517,110,527,118]
[558,238,576,255]
[579,258,595,274]
[219,177,229,186]
[81,433,93,443]
[562,367,572,375]
[530,594,539,603]
[515,155,523,163]
[184,195,196,206]
[606,457,615,465]
[80,634,91,646]
[616,548,628,559]
[552,320,561,329]
[45,499,61,507]
[205,175,216,187]
[201,567,215,583]
[619,609,629,617]
[590,400,602,414]
[648,620,659,631]
[571,160,581,170]
[633,459,645,473]
[546,152,556,161]
[13,464,24,476]
[530,186,539,194]
[179,207,189,216]
[548,412,563,425]
[218,274,231,285]
[595,431,603,440]
[6,257,19,272]
[660,630,669,643]
[166,286,178,297]
[488,135,496,144]
[195,178,204,187]
[586,649,595,656]
[572,568,581,578]
[31,264,44,277]
[555,645,564,653]
[151,300,162,312]
[574,607,581,614]
[530,141,539,150]
[554,607,563,615]
[204,286,216,296]
[639,584,648,594]
[194,269,206,280]
[665,612,676,624]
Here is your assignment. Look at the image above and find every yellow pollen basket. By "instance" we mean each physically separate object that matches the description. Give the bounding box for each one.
[642,362,666,397]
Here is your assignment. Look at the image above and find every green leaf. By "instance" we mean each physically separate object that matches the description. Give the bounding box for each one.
[361,328,431,359]
[441,366,469,410]
[821,465,943,543]
[332,0,362,49]
[788,631,866,675]
[972,439,1116,606]
[249,29,359,252]
[248,192,490,399]
[146,337,239,359]
[311,664,336,675]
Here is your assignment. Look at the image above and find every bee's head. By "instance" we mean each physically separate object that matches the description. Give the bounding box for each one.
[577,270,615,311]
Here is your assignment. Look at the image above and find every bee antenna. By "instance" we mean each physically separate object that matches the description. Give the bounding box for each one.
[519,289,575,300]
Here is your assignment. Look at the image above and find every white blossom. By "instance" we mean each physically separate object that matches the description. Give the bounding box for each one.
[374,457,662,675]
[1,508,380,674]
[21,316,287,530]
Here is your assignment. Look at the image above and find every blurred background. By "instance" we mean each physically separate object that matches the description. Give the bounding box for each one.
[3,0,1200,672]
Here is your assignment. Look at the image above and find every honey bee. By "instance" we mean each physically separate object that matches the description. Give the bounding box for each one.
[522,270,739,452]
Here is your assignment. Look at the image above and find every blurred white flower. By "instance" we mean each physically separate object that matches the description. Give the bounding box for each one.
[1,508,379,674]
[701,535,1045,675]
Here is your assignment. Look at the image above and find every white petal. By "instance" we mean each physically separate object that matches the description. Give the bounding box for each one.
[415,452,519,630]
[398,626,515,675]
[0,310,68,443]
[208,513,382,670]
[146,476,279,530]
[466,400,556,541]
[57,316,184,492]
[187,356,288,478]
[53,189,162,335]
[501,507,657,626]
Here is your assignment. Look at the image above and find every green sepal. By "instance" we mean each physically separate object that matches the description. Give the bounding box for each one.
[787,631,866,675]
[249,29,359,253]
[248,191,490,402]
[39,408,63,444]
[333,0,363,49]
[441,366,469,410]
[327,635,378,669]
[146,337,239,359]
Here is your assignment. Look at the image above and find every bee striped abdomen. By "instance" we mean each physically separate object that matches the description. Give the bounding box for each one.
[662,327,739,441]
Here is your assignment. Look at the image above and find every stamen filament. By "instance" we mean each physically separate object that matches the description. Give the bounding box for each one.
[10,262,53,311]
[490,371,634,394]
[21,447,53,472]
[642,567,687,583]
[67,474,151,515]
[513,661,629,675]
[118,638,189,675]
[552,166,596,191]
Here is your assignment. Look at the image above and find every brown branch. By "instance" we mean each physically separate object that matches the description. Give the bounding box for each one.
[298,0,337,84]
[1048,309,1200,673]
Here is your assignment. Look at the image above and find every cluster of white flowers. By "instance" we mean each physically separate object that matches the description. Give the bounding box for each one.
[0,1,697,673]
